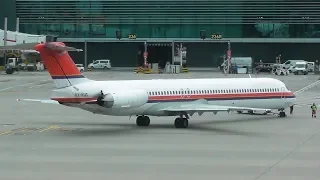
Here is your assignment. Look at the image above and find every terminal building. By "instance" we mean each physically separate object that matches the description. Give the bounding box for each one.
[1,0,320,67]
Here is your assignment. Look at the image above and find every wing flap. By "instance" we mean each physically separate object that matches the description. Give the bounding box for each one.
[160,101,271,113]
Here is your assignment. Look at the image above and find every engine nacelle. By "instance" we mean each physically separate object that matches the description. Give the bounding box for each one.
[101,89,149,108]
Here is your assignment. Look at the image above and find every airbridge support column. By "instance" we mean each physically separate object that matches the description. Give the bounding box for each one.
[84,40,87,71]
[226,40,231,74]
[144,41,148,68]
[3,17,7,66]
[16,17,19,32]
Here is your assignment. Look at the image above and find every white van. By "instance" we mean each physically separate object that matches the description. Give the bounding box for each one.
[76,64,84,73]
[292,61,308,75]
[88,59,112,69]
[280,60,305,72]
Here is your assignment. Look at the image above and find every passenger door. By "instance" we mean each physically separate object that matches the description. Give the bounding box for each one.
[281,87,286,99]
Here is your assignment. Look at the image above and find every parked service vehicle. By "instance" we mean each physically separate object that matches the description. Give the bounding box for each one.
[221,57,253,74]
[76,64,84,73]
[87,59,112,69]
[277,60,305,72]
[5,58,20,74]
[292,61,308,75]
[307,62,315,72]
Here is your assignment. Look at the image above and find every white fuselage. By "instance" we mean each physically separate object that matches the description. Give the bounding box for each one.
[51,77,296,116]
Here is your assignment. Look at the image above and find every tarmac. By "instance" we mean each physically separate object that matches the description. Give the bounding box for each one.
[0,71,320,180]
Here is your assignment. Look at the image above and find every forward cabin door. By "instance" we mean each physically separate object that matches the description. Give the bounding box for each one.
[281,87,286,99]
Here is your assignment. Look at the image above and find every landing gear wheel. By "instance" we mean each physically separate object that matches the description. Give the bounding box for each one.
[237,111,243,114]
[174,118,188,128]
[136,116,150,126]
[279,111,286,118]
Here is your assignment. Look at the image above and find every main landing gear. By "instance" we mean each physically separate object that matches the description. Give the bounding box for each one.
[278,109,287,118]
[174,112,189,128]
[174,117,188,128]
[135,113,189,128]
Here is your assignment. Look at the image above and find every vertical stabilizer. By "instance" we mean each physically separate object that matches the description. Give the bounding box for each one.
[34,42,89,88]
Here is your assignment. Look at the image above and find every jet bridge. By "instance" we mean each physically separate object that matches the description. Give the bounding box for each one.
[0,17,47,71]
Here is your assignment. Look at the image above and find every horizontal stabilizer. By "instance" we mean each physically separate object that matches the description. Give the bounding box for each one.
[16,98,60,104]
[0,43,39,51]
[0,42,83,52]
[44,43,83,52]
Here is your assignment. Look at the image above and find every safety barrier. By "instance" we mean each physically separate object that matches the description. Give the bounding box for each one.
[182,67,188,73]
[134,67,155,74]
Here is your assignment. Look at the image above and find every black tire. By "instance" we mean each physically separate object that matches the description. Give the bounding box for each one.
[143,116,150,126]
[174,118,188,128]
[181,118,188,128]
[5,69,13,74]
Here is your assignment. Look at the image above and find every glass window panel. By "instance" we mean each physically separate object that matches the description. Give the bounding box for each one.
[135,24,150,38]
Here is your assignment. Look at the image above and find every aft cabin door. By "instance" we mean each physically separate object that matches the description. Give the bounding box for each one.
[281,87,285,99]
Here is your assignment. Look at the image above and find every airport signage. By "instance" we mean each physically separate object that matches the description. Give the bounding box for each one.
[128,33,137,39]
[211,33,222,39]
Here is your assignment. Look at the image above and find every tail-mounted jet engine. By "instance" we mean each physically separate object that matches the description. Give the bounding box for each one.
[96,89,149,108]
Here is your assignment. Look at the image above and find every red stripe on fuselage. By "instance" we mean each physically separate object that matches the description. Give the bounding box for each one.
[51,92,295,103]
[149,92,294,100]
[35,43,81,77]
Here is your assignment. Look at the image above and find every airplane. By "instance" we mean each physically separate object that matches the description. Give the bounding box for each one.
[7,42,295,128]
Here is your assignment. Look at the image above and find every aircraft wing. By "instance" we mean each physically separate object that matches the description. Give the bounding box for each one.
[159,99,271,114]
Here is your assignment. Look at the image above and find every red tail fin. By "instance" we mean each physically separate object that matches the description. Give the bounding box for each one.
[35,42,89,88]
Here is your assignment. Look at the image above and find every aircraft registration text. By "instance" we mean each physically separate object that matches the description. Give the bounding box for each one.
[75,92,88,97]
